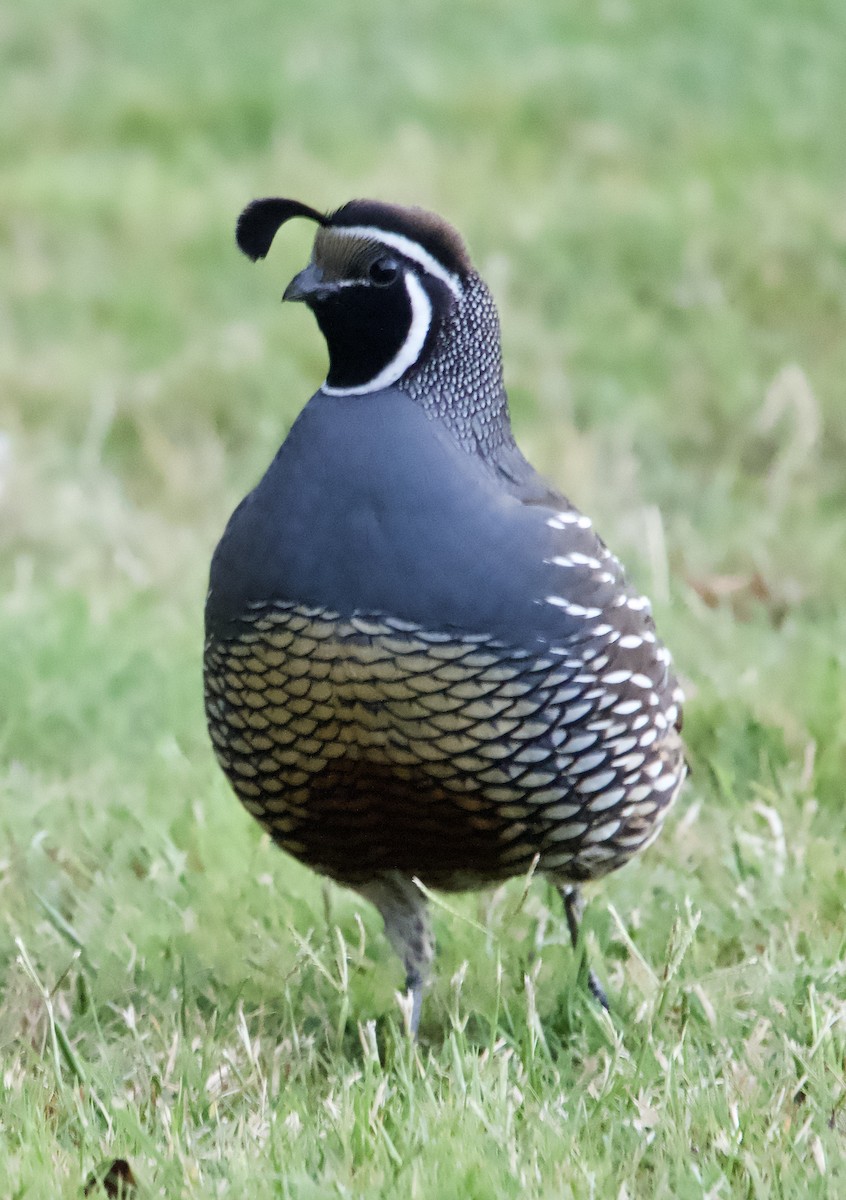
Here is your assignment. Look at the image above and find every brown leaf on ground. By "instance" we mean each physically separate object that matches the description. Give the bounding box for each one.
[685,569,795,625]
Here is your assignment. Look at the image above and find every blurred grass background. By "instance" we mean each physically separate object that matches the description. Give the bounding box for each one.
[2,0,845,1196]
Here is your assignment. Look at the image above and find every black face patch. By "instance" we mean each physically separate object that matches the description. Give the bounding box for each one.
[311,272,412,390]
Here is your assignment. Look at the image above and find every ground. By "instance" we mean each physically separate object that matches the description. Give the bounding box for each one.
[1,0,845,1195]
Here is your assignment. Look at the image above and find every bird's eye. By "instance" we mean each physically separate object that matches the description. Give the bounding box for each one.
[368,257,400,286]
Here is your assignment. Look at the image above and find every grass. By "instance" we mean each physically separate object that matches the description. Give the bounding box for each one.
[2,0,846,1194]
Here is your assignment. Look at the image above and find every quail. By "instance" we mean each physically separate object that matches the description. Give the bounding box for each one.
[204,196,686,1034]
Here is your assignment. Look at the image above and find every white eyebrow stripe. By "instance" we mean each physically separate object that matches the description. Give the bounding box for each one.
[330,224,463,298]
[322,270,433,396]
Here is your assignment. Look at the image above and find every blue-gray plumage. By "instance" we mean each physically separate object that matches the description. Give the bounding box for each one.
[207,388,623,648]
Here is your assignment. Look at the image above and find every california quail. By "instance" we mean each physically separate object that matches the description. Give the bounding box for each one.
[204,196,686,1034]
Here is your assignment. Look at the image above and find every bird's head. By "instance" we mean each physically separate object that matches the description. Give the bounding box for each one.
[236,196,493,398]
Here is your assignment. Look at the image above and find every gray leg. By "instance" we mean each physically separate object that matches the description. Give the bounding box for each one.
[558,884,609,1011]
[356,873,434,1038]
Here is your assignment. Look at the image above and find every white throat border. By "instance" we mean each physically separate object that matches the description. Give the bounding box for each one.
[321,271,433,397]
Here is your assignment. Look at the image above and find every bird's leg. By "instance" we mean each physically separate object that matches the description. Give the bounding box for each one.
[558,884,609,1011]
[403,966,425,1039]
[356,873,434,1038]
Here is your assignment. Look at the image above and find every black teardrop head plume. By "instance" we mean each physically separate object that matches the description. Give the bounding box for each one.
[236,198,328,261]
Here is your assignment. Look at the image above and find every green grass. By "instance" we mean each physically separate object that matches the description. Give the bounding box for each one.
[2,0,846,1194]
